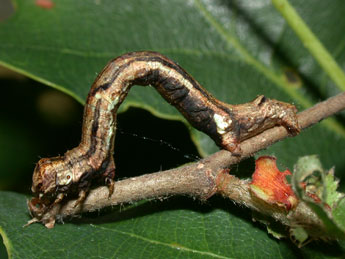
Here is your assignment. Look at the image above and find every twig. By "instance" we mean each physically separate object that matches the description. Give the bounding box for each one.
[33,92,345,235]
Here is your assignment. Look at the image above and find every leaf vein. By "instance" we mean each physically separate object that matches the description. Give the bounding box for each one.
[90,225,233,259]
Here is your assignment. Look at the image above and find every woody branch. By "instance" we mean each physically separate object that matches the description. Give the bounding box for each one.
[37,91,345,235]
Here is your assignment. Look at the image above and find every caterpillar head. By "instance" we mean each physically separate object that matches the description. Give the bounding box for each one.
[31,156,73,200]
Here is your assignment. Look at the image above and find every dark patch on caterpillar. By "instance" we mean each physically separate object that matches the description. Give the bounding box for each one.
[156,76,190,105]
[86,99,101,158]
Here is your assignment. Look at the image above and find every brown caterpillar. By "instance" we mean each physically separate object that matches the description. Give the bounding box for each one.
[28,51,299,224]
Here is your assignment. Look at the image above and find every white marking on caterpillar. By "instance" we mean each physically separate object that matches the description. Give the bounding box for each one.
[213,113,232,134]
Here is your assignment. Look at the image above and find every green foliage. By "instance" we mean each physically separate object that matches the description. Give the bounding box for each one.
[1,192,345,258]
[0,0,345,257]
[293,155,345,241]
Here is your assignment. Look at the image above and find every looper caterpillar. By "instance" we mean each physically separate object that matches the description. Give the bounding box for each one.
[28,51,300,226]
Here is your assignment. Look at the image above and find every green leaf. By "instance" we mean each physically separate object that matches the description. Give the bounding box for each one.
[2,191,345,258]
[334,197,345,231]
[324,168,344,208]
[1,0,345,257]
[292,155,345,239]
[271,0,345,92]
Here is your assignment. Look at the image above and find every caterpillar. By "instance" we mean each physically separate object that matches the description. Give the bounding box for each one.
[29,51,299,219]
